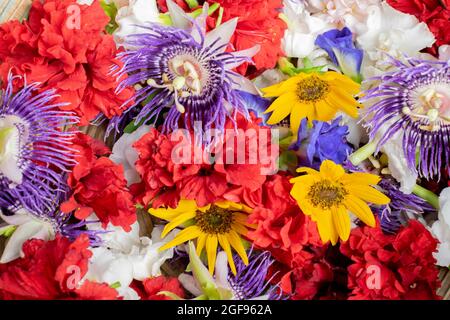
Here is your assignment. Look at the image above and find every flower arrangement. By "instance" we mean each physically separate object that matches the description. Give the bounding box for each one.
[0,0,449,301]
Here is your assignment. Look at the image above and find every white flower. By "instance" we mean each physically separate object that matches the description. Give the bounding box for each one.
[371,117,418,194]
[431,188,450,267]
[253,69,287,90]
[0,208,55,263]
[337,112,366,148]
[110,125,152,185]
[357,3,435,77]
[84,221,177,299]
[439,45,450,61]
[281,0,333,58]
[114,0,161,45]
[0,116,28,186]
[305,0,381,36]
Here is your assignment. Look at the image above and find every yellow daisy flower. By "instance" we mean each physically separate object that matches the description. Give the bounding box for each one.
[262,71,361,135]
[290,160,390,245]
[149,199,254,275]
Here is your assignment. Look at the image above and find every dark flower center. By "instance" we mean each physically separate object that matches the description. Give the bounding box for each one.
[297,76,330,103]
[308,180,348,209]
[196,205,234,234]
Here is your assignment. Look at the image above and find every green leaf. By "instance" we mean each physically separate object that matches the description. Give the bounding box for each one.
[0,225,16,238]
[100,1,119,34]
[278,150,298,172]
[110,281,121,289]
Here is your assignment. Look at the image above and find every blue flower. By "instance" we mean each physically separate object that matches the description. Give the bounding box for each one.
[292,117,352,167]
[236,90,271,124]
[315,27,363,83]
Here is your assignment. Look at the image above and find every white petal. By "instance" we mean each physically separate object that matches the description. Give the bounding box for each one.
[178,274,203,297]
[204,18,238,53]
[167,0,192,30]
[228,72,259,95]
[0,208,32,225]
[214,251,230,289]
[0,221,46,263]
[225,45,261,70]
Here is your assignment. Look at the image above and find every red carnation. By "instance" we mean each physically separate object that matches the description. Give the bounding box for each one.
[340,220,441,300]
[131,114,278,209]
[131,128,177,206]
[0,0,134,125]
[276,245,351,300]
[0,235,120,300]
[387,0,450,55]
[131,276,186,300]
[62,155,137,232]
[247,174,321,264]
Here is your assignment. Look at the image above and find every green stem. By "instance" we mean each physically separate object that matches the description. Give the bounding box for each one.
[278,57,297,76]
[349,141,377,166]
[208,3,220,15]
[412,184,439,210]
[215,7,224,27]
[185,0,199,9]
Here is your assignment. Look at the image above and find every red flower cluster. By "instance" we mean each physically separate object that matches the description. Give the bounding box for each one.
[131,115,277,208]
[246,174,321,265]
[0,0,134,125]
[131,276,186,300]
[340,220,441,300]
[0,235,119,300]
[157,0,286,76]
[387,0,450,55]
[61,133,137,231]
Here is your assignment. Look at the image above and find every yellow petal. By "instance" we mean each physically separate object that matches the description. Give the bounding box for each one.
[332,206,351,242]
[344,194,376,227]
[159,226,201,251]
[149,199,198,221]
[231,223,248,235]
[290,103,309,136]
[328,89,359,118]
[295,167,320,175]
[319,160,345,181]
[227,230,249,265]
[328,73,360,94]
[341,172,381,186]
[315,211,338,245]
[206,235,218,274]
[346,185,390,205]
[264,92,298,114]
[262,76,303,97]
[218,234,236,275]
[161,211,196,237]
[314,100,337,122]
[266,103,292,125]
[196,233,207,256]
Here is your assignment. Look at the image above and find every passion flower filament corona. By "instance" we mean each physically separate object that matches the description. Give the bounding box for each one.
[110,1,260,138]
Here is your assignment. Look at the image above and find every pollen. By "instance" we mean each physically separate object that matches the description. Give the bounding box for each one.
[196,206,234,234]
[307,180,348,210]
[296,75,330,103]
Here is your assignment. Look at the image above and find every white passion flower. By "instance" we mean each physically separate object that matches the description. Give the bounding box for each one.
[431,188,450,267]
[114,0,161,45]
[84,221,178,299]
[110,125,152,185]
